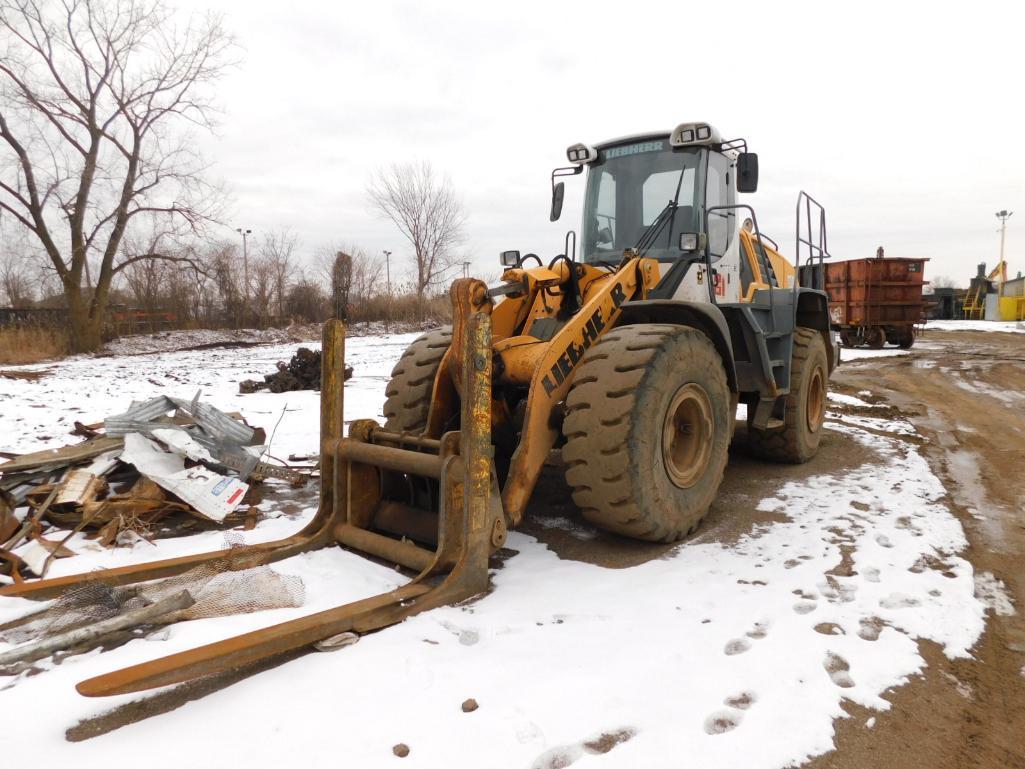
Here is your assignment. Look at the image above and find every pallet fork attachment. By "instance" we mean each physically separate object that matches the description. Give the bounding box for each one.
[0,314,504,697]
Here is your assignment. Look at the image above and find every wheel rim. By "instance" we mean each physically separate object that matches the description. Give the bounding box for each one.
[662,383,714,489]
[806,364,826,434]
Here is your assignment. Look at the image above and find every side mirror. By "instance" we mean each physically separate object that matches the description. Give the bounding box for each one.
[737,152,758,193]
[550,181,565,222]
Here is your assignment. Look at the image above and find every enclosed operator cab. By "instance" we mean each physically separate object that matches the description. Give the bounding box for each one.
[552,121,835,429]
[565,123,792,304]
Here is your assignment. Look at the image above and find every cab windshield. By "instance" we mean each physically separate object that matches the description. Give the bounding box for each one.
[580,141,702,264]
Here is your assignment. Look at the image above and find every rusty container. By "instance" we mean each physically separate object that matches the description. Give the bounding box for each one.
[820,257,928,348]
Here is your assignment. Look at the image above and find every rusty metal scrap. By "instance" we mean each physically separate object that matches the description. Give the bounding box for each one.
[0,391,304,580]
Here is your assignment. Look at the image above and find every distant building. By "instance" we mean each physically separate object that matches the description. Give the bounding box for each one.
[923,287,967,319]
[962,262,1025,321]
[1000,271,1025,321]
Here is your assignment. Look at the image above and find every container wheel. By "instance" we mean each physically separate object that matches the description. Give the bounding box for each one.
[562,324,731,542]
[866,327,886,349]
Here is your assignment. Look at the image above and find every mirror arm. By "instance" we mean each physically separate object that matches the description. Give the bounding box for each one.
[550,165,583,222]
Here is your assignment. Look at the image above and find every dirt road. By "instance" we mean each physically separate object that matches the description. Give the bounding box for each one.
[810,331,1025,769]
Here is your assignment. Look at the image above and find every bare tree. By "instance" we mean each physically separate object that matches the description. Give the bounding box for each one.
[285,269,325,322]
[258,228,298,320]
[315,243,383,323]
[0,238,36,305]
[0,0,237,351]
[930,275,958,290]
[367,161,465,321]
[249,254,274,328]
[350,249,383,322]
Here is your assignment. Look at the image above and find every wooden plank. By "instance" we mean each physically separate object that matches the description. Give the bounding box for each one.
[0,437,123,474]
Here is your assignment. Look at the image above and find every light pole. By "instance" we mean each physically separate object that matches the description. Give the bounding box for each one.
[996,210,1013,267]
[236,227,252,311]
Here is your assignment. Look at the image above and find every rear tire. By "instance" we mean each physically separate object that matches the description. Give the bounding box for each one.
[562,324,732,543]
[382,326,452,433]
[747,327,828,464]
[866,327,886,349]
[898,331,915,349]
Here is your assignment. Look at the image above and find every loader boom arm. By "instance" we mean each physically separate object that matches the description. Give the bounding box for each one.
[498,257,659,523]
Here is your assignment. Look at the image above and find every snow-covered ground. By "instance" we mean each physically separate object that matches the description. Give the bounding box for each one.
[0,332,421,460]
[0,335,993,768]
[923,319,1025,334]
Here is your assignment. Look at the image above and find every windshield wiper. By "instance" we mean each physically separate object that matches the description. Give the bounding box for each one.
[633,163,690,258]
[633,202,676,256]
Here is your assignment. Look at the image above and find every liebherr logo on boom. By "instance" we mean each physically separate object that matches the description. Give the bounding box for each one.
[541,283,627,396]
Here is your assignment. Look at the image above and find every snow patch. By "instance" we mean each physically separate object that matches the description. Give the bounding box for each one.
[840,347,912,361]
[828,392,882,408]
[973,571,1015,616]
[924,320,1025,334]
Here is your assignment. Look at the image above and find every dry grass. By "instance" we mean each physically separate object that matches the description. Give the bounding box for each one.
[0,326,69,365]
[359,293,451,324]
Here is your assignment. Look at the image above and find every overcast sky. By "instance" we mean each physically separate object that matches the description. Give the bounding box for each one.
[188,0,1025,288]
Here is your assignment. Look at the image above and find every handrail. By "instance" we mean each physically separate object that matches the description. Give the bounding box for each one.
[794,190,830,294]
[704,203,774,328]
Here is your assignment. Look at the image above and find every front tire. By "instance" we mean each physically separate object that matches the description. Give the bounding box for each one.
[562,324,732,543]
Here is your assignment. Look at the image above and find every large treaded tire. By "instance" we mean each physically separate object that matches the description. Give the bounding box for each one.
[747,327,827,464]
[382,326,452,433]
[562,324,732,543]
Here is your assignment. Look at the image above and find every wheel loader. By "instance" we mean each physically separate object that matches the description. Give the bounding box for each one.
[0,122,835,696]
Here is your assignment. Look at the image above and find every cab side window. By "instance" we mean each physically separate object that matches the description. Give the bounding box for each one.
[706,153,734,259]
[594,170,617,249]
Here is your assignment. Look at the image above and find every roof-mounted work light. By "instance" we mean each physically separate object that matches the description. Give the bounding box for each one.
[669,122,722,147]
[566,143,598,165]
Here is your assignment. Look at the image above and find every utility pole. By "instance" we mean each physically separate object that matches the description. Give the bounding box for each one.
[236,228,252,323]
[996,210,1013,267]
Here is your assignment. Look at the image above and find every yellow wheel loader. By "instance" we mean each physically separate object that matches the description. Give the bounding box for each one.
[1,122,835,696]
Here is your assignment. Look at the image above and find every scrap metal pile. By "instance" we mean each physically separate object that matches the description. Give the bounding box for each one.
[239,346,352,394]
[0,393,309,582]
